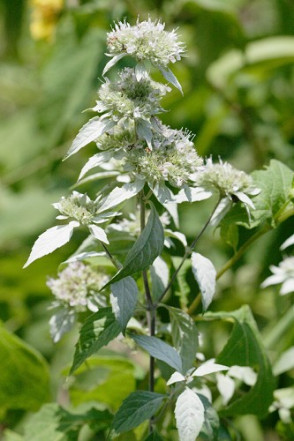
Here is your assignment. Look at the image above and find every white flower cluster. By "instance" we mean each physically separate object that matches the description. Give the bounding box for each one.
[124,123,203,187]
[47,262,109,312]
[54,192,97,225]
[93,68,170,123]
[261,257,294,295]
[106,18,185,67]
[195,158,259,209]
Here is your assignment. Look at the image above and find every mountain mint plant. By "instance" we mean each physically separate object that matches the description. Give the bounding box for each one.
[24,18,294,441]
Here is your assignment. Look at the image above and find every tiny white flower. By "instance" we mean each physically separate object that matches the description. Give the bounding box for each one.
[261,257,294,295]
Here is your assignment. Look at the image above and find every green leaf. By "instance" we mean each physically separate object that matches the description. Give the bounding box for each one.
[23,403,112,441]
[175,388,205,441]
[159,66,183,94]
[107,203,164,285]
[221,160,294,230]
[98,179,145,213]
[144,430,164,440]
[71,308,121,373]
[204,305,275,417]
[150,256,169,301]
[0,324,50,412]
[64,117,114,159]
[24,221,79,268]
[198,394,220,441]
[167,306,198,373]
[191,252,216,311]
[207,36,294,88]
[110,277,138,330]
[112,391,165,434]
[273,347,294,376]
[3,430,23,441]
[132,335,183,373]
[68,356,138,411]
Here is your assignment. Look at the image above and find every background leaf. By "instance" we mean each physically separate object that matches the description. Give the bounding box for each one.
[204,306,276,417]
[0,324,50,413]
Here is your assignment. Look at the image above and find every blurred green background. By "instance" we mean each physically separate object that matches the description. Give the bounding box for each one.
[0,0,293,439]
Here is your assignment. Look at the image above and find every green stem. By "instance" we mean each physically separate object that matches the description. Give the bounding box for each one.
[101,242,122,270]
[216,224,271,280]
[155,198,222,307]
[140,192,155,434]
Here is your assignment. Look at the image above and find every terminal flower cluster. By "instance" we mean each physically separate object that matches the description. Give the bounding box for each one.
[106,18,185,67]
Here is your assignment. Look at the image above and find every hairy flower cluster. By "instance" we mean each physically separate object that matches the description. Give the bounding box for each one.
[47,262,109,312]
[261,257,294,295]
[124,125,203,187]
[94,68,169,122]
[195,158,259,203]
[106,18,185,67]
[54,192,97,225]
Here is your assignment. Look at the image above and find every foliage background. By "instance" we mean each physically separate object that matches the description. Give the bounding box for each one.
[0,0,293,439]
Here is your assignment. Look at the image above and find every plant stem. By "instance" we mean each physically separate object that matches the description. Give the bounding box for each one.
[155,198,222,306]
[101,242,122,270]
[139,192,155,433]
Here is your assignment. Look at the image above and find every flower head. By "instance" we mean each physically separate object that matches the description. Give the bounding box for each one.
[106,18,185,67]
[93,68,169,123]
[124,124,202,188]
[54,191,97,225]
[47,262,109,312]
[261,257,294,295]
[195,158,259,208]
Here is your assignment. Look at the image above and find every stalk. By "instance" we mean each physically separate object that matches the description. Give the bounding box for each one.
[155,198,222,307]
[140,192,156,433]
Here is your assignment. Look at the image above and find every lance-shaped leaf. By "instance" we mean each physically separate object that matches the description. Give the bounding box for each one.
[24,221,79,268]
[175,387,205,441]
[159,66,183,94]
[78,151,112,181]
[106,203,164,285]
[88,224,109,244]
[71,308,121,373]
[110,277,138,330]
[204,305,276,417]
[98,179,145,213]
[192,359,228,377]
[112,391,165,434]
[132,335,182,373]
[191,252,216,311]
[168,306,198,373]
[136,119,153,148]
[150,256,169,301]
[102,53,126,76]
[64,117,114,159]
